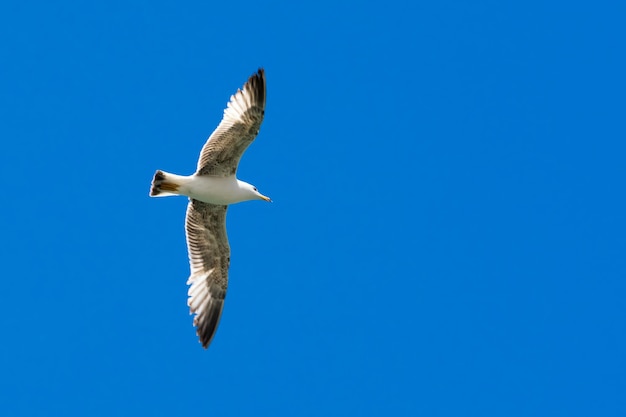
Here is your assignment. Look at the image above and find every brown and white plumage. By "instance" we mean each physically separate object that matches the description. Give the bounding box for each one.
[185,201,229,348]
[149,68,270,348]
[196,68,266,176]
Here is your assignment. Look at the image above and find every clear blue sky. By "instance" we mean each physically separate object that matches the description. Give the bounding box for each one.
[1,1,625,416]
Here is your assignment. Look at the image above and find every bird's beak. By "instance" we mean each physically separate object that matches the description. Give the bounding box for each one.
[260,194,272,202]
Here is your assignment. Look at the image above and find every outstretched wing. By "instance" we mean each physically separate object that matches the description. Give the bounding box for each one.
[196,68,266,176]
[185,199,230,348]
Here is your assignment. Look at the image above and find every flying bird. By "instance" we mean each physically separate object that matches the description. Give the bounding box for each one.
[149,68,270,348]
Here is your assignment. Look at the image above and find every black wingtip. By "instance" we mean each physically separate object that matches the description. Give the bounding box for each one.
[194,300,225,349]
[251,68,265,85]
[245,68,266,108]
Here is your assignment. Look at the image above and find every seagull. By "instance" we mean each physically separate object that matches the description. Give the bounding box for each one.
[149,68,270,348]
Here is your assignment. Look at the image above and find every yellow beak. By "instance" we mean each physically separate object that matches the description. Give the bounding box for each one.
[260,195,272,202]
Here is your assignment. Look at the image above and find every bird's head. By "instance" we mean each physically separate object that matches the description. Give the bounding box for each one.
[243,182,271,202]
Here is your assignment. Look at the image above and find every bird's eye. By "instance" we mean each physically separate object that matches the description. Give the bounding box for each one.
[253,187,258,192]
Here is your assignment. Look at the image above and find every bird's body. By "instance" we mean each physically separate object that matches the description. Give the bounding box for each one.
[149,68,269,348]
[151,172,262,205]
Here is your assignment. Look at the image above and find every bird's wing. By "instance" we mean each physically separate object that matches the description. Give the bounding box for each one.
[185,199,230,348]
[196,68,266,176]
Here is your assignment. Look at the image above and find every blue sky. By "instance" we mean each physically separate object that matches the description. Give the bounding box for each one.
[1,1,625,416]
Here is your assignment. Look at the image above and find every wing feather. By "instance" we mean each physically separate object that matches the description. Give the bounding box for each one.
[196,68,266,176]
[185,199,230,348]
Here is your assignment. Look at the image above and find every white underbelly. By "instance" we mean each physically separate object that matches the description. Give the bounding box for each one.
[182,175,241,205]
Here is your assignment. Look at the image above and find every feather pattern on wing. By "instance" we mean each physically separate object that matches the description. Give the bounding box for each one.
[196,68,266,176]
[185,199,230,348]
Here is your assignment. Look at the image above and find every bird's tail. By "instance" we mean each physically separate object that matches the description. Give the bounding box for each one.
[150,170,182,197]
